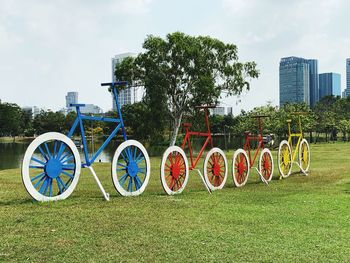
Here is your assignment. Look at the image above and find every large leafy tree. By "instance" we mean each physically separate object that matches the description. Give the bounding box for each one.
[115,32,259,145]
[0,102,24,137]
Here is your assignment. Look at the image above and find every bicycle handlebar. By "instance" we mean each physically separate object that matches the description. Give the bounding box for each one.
[101,81,128,87]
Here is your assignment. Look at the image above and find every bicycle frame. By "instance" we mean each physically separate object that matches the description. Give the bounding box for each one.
[181,107,213,169]
[243,117,265,168]
[67,84,127,168]
[287,115,304,162]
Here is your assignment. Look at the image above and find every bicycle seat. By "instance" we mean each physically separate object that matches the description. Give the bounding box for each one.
[182,123,192,128]
[70,103,85,108]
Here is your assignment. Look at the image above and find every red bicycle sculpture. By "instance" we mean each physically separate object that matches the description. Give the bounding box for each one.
[160,106,228,195]
[232,115,273,187]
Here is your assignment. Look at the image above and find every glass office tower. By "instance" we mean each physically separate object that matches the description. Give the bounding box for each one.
[319,73,341,99]
[279,57,310,106]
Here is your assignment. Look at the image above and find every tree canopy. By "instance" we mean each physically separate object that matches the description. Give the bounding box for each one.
[115,32,259,145]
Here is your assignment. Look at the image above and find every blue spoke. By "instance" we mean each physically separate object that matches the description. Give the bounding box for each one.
[62,164,75,170]
[31,172,46,182]
[56,178,63,194]
[136,157,145,164]
[53,140,58,158]
[134,176,143,190]
[135,152,144,162]
[62,171,74,178]
[56,142,67,160]
[134,146,138,160]
[137,167,147,174]
[43,178,50,195]
[44,142,52,159]
[117,167,127,172]
[34,175,46,188]
[119,173,128,186]
[120,152,128,163]
[126,147,133,161]
[31,157,46,166]
[117,162,127,168]
[29,165,44,169]
[57,177,68,190]
[61,155,74,164]
[59,152,69,162]
[48,178,53,197]
[38,146,48,161]
[127,177,133,192]
[39,177,48,194]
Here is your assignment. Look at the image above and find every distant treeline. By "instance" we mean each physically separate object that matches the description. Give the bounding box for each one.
[1,95,350,143]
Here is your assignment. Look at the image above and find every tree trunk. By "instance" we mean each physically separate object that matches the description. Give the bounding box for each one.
[169,113,183,146]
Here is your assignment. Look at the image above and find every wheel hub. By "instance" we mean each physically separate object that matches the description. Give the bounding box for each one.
[212,162,221,176]
[127,161,138,177]
[45,159,62,179]
[171,164,181,179]
[238,159,246,175]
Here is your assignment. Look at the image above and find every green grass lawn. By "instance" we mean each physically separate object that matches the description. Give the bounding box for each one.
[1,143,350,262]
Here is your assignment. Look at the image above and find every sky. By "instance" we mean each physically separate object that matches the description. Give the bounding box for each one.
[0,0,349,114]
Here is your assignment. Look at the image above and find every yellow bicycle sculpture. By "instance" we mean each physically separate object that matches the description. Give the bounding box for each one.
[278,112,310,178]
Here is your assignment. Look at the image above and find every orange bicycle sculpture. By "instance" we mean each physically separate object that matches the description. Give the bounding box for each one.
[160,106,228,195]
[232,115,273,187]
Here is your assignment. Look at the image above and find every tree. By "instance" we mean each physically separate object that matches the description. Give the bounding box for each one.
[33,111,65,135]
[116,32,259,146]
[0,102,24,138]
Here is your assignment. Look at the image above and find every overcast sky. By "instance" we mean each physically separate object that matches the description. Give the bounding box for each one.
[1,0,349,114]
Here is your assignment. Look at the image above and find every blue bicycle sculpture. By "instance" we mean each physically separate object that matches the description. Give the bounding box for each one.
[22,81,150,201]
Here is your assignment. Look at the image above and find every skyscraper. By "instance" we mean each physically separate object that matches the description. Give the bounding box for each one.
[308,59,319,107]
[319,73,341,99]
[344,58,350,98]
[65,92,78,112]
[279,57,310,106]
[111,53,143,110]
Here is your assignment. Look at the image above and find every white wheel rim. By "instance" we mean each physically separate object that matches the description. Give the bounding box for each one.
[203,147,228,190]
[299,139,310,173]
[232,149,250,187]
[259,148,274,182]
[278,140,292,178]
[160,146,189,195]
[21,132,81,201]
[111,140,150,196]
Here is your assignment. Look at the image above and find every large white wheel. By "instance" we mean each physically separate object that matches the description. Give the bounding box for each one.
[160,146,189,195]
[232,149,250,187]
[278,140,292,178]
[299,138,310,174]
[111,140,150,196]
[21,132,81,201]
[203,147,228,190]
[258,148,274,182]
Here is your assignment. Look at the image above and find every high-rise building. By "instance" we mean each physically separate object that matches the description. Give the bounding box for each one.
[308,59,319,107]
[319,73,341,99]
[279,57,310,106]
[343,58,350,98]
[111,53,144,110]
[65,92,78,111]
